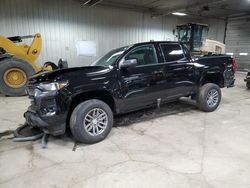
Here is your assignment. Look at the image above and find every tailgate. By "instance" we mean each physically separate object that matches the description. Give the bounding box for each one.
[224,58,236,87]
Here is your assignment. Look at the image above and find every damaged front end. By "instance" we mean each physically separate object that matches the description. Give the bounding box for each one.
[24,79,70,136]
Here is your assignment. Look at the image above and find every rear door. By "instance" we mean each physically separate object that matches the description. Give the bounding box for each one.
[158,43,195,100]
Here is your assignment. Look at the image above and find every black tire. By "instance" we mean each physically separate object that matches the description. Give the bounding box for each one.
[0,58,35,96]
[246,82,250,89]
[70,99,113,144]
[197,83,221,112]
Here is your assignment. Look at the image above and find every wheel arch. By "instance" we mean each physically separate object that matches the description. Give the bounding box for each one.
[200,72,224,88]
[66,89,116,126]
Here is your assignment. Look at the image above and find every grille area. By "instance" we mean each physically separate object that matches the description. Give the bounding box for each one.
[27,84,35,97]
[26,82,37,112]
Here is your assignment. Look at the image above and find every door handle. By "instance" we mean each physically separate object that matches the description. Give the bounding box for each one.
[152,70,164,81]
[153,70,163,74]
[185,65,193,70]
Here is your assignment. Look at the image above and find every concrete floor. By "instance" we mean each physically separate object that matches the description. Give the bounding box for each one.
[1,72,250,188]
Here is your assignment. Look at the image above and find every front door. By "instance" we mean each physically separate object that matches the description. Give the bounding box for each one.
[118,44,164,112]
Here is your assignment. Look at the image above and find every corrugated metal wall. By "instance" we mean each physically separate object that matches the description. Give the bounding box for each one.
[226,16,250,70]
[0,0,225,67]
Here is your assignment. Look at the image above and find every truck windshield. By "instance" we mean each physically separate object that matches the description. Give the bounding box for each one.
[178,26,191,43]
[92,46,128,66]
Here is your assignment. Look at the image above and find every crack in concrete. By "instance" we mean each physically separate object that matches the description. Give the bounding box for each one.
[0,161,63,185]
[200,114,207,174]
[109,139,133,161]
[198,114,215,188]
[0,142,31,153]
[68,159,159,187]
[109,138,201,176]
[126,119,155,136]
[0,118,20,124]
[123,120,197,158]
[26,143,36,169]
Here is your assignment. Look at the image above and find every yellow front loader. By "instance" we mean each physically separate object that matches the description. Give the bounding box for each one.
[0,33,43,96]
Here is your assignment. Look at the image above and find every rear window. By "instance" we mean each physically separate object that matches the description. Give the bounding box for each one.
[160,44,184,62]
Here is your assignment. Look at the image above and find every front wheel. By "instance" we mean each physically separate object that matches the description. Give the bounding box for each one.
[197,83,221,112]
[70,99,113,144]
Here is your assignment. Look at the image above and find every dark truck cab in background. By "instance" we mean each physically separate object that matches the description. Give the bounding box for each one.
[24,41,236,144]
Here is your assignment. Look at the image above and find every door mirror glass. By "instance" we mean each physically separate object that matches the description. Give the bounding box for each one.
[120,59,137,69]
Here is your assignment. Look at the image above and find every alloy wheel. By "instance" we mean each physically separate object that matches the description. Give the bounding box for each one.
[83,108,108,136]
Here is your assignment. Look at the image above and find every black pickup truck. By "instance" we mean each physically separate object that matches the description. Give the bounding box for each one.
[24,41,236,144]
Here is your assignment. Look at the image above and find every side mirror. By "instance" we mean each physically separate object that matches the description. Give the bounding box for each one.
[120,59,137,69]
[58,58,68,69]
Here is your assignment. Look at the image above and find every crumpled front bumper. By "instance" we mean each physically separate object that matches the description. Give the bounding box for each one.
[24,87,70,136]
[24,110,65,136]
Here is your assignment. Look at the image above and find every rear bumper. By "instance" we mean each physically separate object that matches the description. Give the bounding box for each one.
[224,67,235,88]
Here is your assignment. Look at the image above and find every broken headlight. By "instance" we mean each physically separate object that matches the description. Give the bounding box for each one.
[38,81,68,92]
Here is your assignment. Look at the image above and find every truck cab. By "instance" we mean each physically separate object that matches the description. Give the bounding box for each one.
[176,23,225,55]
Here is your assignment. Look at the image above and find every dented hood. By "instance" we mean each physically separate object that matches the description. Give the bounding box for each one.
[29,66,110,82]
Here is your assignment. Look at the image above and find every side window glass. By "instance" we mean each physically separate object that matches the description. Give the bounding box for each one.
[125,45,158,66]
[160,44,184,62]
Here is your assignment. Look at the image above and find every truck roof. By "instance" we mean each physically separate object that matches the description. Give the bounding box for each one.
[132,41,181,46]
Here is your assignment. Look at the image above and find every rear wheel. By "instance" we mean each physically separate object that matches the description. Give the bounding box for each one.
[197,83,221,112]
[70,99,113,144]
[0,58,35,96]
